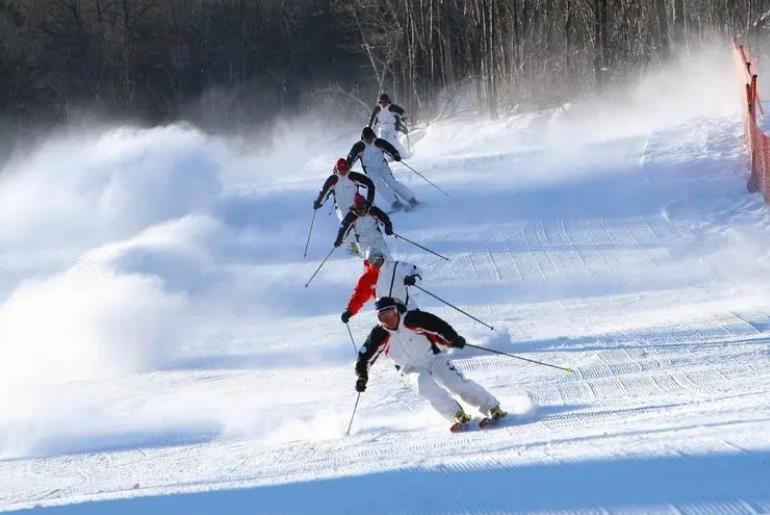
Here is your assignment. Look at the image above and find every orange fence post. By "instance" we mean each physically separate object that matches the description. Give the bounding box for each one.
[734,39,770,198]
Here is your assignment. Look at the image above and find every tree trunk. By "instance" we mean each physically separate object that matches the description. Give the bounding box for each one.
[655,0,670,60]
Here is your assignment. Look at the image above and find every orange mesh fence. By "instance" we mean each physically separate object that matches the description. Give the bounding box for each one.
[732,38,770,198]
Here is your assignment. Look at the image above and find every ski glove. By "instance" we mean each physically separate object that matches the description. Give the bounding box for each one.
[384,226,393,236]
[355,376,367,393]
[451,336,466,349]
[333,238,343,247]
[403,274,420,286]
[341,310,352,323]
[313,199,323,210]
[392,153,402,162]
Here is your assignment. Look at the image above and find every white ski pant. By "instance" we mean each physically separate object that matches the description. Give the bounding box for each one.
[355,230,391,260]
[378,126,409,159]
[367,166,415,206]
[401,356,498,421]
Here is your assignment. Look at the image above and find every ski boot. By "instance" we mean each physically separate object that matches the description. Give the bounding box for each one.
[449,409,472,433]
[479,405,507,429]
[390,200,404,213]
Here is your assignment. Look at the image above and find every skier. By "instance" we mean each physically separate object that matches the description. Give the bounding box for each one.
[313,158,375,221]
[354,296,507,432]
[347,126,418,213]
[340,248,421,324]
[334,193,393,259]
[368,93,409,158]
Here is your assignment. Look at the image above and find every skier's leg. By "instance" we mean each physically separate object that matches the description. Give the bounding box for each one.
[368,232,392,260]
[368,168,400,206]
[432,358,499,415]
[355,225,391,259]
[403,368,463,421]
[382,167,416,203]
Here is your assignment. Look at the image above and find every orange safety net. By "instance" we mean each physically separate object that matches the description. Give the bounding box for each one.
[732,38,770,198]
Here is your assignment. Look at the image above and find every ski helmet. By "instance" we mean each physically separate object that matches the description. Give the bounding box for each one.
[366,248,386,266]
[361,126,376,141]
[352,192,368,211]
[378,93,391,104]
[374,296,398,312]
[374,296,406,314]
[335,158,349,175]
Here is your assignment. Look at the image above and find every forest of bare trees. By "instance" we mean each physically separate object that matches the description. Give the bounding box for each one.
[1,0,770,132]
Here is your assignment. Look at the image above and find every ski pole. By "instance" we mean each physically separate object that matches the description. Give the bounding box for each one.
[304,247,335,288]
[464,342,575,373]
[413,284,495,331]
[345,322,359,354]
[345,392,361,436]
[303,210,317,259]
[399,161,450,197]
[392,232,450,261]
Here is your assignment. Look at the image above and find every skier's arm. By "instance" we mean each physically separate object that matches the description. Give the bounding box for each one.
[349,171,376,206]
[369,206,393,235]
[355,326,390,378]
[314,175,337,208]
[368,106,380,127]
[335,212,356,247]
[374,138,400,160]
[404,310,462,347]
[347,142,365,168]
[389,104,405,116]
[346,267,378,316]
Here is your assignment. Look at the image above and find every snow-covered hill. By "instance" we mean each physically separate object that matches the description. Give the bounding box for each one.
[1,49,770,514]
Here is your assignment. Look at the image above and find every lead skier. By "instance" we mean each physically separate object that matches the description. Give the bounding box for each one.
[354,296,507,432]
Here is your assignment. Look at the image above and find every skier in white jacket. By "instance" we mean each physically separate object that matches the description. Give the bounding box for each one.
[347,127,418,213]
[334,193,393,259]
[340,248,421,323]
[355,296,507,432]
[368,93,409,158]
[313,158,375,221]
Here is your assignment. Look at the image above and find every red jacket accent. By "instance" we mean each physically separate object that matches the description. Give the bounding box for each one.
[346,262,380,315]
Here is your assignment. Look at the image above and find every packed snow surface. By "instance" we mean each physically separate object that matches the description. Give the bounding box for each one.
[1,49,769,514]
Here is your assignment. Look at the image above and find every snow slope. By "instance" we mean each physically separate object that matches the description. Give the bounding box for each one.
[2,49,770,514]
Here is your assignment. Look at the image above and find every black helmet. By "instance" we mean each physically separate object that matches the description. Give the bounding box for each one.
[374,296,406,314]
[361,126,376,140]
[378,93,391,104]
[374,296,398,312]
